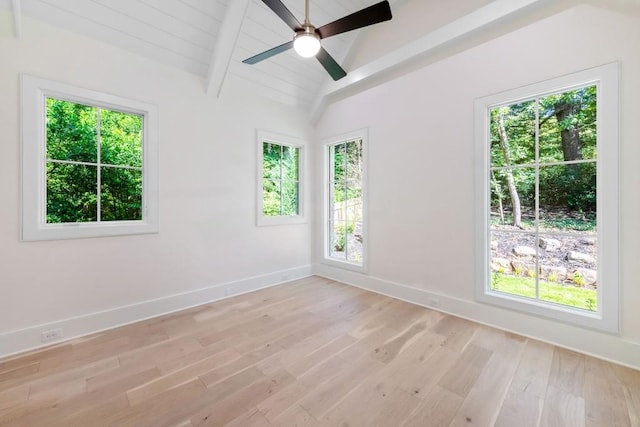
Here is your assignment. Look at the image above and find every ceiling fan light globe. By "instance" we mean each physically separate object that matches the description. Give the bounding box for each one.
[293,32,321,58]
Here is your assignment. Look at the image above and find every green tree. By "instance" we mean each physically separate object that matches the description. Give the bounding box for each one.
[262,142,299,216]
[45,98,143,223]
[490,85,597,224]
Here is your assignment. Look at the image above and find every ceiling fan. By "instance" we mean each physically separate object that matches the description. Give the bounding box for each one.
[243,0,392,81]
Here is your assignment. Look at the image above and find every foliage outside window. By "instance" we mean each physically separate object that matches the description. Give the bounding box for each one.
[256,131,305,226]
[21,75,158,240]
[46,98,143,224]
[475,63,619,333]
[262,142,299,216]
[326,135,366,269]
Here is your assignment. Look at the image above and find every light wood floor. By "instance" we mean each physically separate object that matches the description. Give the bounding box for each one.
[1,276,638,427]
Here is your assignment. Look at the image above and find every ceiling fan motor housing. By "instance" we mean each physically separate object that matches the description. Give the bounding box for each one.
[293,25,321,58]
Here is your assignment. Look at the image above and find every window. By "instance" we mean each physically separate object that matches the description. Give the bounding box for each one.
[22,75,158,240]
[474,63,619,333]
[256,130,305,226]
[324,130,367,270]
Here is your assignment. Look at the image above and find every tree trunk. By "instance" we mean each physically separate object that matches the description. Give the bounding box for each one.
[491,170,505,225]
[554,101,582,161]
[496,112,522,228]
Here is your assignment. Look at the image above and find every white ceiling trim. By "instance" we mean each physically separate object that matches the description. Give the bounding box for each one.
[11,0,21,38]
[310,0,551,120]
[205,0,250,97]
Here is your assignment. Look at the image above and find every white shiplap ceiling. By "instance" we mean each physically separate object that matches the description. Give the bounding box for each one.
[4,0,399,109]
[6,0,628,116]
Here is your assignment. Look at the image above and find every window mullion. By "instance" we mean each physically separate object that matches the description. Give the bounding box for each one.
[328,146,334,258]
[344,145,349,260]
[534,98,540,301]
[96,108,102,223]
[279,145,284,216]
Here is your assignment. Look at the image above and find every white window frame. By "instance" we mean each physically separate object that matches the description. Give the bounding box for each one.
[474,63,619,333]
[323,129,368,272]
[21,75,159,241]
[256,130,306,226]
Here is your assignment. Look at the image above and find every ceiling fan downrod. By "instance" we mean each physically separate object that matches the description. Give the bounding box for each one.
[294,0,320,58]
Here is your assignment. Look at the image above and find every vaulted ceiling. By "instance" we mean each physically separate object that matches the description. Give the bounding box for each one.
[3,0,637,119]
[3,0,405,110]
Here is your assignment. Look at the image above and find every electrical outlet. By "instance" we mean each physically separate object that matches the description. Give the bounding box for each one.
[41,328,63,343]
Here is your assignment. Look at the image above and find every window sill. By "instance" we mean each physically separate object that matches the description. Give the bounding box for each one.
[322,257,367,274]
[22,220,158,241]
[256,215,307,227]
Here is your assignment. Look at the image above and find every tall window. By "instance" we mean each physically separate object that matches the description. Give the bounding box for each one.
[257,131,305,226]
[325,131,366,269]
[474,64,619,333]
[22,75,158,240]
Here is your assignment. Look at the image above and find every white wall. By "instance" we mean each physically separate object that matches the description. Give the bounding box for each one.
[346,0,493,70]
[0,12,313,356]
[315,5,640,369]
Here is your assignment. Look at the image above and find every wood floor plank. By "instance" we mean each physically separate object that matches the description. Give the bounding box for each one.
[189,369,294,427]
[623,386,640,427]
[126,347,241,406]
[437,344,493,398]
[508,338,554,399]
[270,404,322,427]
[0,384,29,412]
[109,378,208,427]
[401,385,463,427]
[0,363,40,385]
[298,355,384,419]
[383,331,450,397]
[323,365,421,427]
[584,360,631,426]
[494,387,543,427]
[198,343,283,388]
[0,344,70,376]
[541,385,586,427]
[449,348,524,427]
[224,407,271,427]
[348,388,421,427]
[297,353,354,389]
[431,315,478,353]
[1,276,638,427]
[255,381,310,422]
[282,333,357,377]
[370,319,428,364]
[15,367,161,427]
[549,347,586,396]
[62,394,131,427]
[322,362,398,425]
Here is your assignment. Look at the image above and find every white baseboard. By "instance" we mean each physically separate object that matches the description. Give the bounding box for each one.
[0,265,312,359]
[314,263,640,370]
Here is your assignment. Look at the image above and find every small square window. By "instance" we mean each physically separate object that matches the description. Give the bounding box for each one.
[21,75,158,240]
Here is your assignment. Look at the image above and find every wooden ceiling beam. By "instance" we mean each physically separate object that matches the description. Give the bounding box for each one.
[11,0,22,39]
[205,0,250,97]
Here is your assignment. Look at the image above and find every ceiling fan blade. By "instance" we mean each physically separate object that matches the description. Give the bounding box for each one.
[316,1,392,39]
[316,47,347,81]
[243,41,294,64]
[262,0,302,31]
